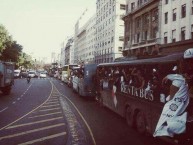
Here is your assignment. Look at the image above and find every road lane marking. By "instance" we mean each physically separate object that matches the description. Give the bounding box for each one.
[41,104,60,108]
[47,99,58,102]
[28,112,62,119]
[0,107,8,113]
[18,132,66,145]
[6,117,63,129]
[17,98,21,101]
[44,101,59,105]
[0,123,65,140]
[0,81,53,131]
[39,107,60,112]
[12,102,16,104]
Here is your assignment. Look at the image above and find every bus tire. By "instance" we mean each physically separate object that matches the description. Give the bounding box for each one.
[125,106,133,127]
[135,111,146,134]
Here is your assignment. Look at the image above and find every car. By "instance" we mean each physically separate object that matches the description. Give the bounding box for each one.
[40,72,47,78]
[14,69,21,78]
[28,71,36,78]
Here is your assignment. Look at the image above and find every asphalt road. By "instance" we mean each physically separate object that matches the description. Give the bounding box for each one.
[0,77,176,145]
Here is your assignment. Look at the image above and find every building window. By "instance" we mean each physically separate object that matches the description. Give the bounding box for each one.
[181,27,186,41]
[172,30,176,42]
[165,12,168,24]
[144,31,148,40]
[192,7,193,15]
[173,9,176,21]
[164,32,168,44]
[120,4,126,10]
[119,36,124,41]
[181,4,186,18]
[137,33,140,43]
[136,17,140,29]
[118,47,122,51]
[165,0,168,4]
[131,2,135,11]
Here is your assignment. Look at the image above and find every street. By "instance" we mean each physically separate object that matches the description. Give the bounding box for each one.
[0,77,173,145]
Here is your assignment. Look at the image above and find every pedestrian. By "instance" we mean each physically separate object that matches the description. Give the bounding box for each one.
[153,48,193,138]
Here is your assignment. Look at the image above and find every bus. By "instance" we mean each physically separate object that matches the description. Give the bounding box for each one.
[72,63,97,97]
[96,52,193,144]
[61,64,78,84]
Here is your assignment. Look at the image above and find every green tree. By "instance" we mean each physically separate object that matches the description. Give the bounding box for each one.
[0,41,23,62]
[0,24,11,53]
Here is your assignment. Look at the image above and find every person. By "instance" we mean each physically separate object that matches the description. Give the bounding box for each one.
[131,67,145,89]
[153,48,193,138]
[27,73,31,83]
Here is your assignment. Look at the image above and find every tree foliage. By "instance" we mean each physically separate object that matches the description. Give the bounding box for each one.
[0,41,23,62]
[0,24,11,52]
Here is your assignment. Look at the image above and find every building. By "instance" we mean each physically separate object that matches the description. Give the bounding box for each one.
[123,0,193,57]
[60,42,66,67]
[123,0,160,56]
[74,9,96,64]
[64,37,74,65]
[95,0,126,63]
[160,0,193,54]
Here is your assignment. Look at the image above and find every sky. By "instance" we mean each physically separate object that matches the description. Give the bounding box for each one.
[0,0,95,63]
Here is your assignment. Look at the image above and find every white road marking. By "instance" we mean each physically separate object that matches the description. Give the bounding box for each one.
[0,123,65,140]
[6,117,63,129]
[39,107,60,112]
[12,102,16,104]
[28,112,62,119]
[18,132,66,145]
[0,107,8,113]
[41,104,60,108]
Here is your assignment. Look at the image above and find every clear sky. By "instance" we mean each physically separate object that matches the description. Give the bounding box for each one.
[0,0,95,62]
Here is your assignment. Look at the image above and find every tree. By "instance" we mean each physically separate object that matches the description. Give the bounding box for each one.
[0,41,23,62]
[0,24,11,53]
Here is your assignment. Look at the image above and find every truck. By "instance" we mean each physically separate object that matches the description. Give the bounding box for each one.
[0,62,14,95]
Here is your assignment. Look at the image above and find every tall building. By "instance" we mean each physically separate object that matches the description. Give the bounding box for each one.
[123,0,193,56]
[60,41,66,67]
[123,0,160,56]
[95,0,126,63]
[65,37,74,64]
[74,9,96,64]
[160,0,193,54]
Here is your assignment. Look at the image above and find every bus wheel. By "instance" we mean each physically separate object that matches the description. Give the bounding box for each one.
[135,111,146,134]
[126,106,133,127]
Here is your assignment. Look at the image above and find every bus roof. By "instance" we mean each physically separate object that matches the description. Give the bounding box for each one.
[98,52,183,67]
